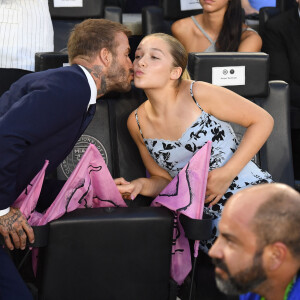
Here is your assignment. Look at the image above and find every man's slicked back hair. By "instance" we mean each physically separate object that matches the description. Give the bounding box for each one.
[68,19,131,64]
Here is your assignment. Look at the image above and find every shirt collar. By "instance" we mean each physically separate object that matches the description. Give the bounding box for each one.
[78,65,97,109]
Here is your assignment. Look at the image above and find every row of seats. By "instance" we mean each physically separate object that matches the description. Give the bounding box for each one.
[35,50,293,186]
[48,0,292,54]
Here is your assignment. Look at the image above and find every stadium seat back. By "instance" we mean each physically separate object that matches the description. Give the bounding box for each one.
[187,52,294,186]
[142,0,202,35]
[48,0,122,51]
[37,207,174,300]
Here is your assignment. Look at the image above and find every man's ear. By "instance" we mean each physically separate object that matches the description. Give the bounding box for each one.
[99,48,112,66]
[264,242,287,271]
[170,67,182,80]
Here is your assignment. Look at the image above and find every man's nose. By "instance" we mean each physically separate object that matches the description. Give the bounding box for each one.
[208,236,222,259]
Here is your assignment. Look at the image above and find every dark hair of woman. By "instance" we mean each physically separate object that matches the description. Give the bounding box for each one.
[216,0,243,51]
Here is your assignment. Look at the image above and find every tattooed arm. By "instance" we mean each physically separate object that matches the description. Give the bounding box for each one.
[0,208,34,250]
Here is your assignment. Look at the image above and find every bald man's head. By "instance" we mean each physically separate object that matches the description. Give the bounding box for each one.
[226,183,300,258]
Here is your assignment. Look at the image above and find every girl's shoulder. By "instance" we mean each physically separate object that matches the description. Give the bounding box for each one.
[172,15,196,27]
[179,80,214,108]
[128,101,149,143]
[181,79,212,94]
[239,25,262,51]
[241,24,259,37]
[128,101,148,122]
[171,14,201,35]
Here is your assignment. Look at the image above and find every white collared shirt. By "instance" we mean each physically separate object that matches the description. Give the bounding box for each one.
[78,65,97,109]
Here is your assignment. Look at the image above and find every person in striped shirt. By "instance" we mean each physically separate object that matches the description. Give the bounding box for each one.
[0,0,54,96]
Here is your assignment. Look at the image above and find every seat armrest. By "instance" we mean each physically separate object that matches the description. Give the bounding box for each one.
[179,213,213,241]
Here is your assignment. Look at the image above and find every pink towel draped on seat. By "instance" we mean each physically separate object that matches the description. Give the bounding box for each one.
[13,141,211,284]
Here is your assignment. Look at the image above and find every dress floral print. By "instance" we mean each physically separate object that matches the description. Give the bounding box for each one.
[135,81,273,251]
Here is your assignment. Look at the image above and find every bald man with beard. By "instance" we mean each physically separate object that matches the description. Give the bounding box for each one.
[209,183,300,300]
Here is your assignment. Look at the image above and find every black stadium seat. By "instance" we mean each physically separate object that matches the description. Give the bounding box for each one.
[188,52,294,186]
[142,0,202,35]
[48,0,122,51]
[36,207,174,300]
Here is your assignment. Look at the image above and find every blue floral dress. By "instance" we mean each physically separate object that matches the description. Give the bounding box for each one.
[135,81,273,251]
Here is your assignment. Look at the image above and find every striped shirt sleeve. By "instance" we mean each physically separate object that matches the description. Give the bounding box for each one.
[0,0,54,71]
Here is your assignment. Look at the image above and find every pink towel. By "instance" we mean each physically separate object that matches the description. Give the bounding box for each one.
[152,141,211,285]
[13,141,211,284]
[13,144,127,273]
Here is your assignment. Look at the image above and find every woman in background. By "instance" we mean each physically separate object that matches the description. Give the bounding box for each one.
[171,0,262,52]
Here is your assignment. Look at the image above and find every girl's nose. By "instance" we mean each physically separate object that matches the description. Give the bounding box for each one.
[138,57,146,67]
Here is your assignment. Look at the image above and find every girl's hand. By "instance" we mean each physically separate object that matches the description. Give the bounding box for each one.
[114,177,143,200]
[205,167,234,207]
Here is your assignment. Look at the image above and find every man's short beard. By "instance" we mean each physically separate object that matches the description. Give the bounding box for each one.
[213,249,267,295]
[106,58,132,93]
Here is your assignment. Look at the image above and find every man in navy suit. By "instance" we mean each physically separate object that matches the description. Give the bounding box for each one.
[0,19,133,299]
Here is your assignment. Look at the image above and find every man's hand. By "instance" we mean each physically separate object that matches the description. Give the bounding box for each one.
[0,207,34,250]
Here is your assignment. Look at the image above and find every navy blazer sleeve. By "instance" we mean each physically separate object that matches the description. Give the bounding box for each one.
[0,67,90,209]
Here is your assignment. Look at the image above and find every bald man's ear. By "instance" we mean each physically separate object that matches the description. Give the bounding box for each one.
[170,67,182,80]
[264,242,287,271]
[99,48,112,67]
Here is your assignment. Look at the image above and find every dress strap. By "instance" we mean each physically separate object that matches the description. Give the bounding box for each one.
[135,108,145,139]
[191,16,214,44]
[190,81,203,112]
[242,27,258,34]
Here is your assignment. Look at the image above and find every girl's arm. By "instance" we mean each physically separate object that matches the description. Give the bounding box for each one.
[193,81,274,205]
[238,28,262,52]
[115,110,172,200]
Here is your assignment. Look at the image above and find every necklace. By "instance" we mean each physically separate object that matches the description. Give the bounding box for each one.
[260,276,296,300]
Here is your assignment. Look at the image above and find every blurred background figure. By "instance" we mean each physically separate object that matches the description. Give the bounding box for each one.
[171,0,262,53]
[0,0,54,96]
[242,0,295,16]
[242,0,276,15]
[262,0,300,187]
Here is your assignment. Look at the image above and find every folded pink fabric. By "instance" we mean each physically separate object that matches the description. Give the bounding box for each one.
[13,144,127,273]
[13,141,211,284]
[152,141,211,285]
[14,144,127,226]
